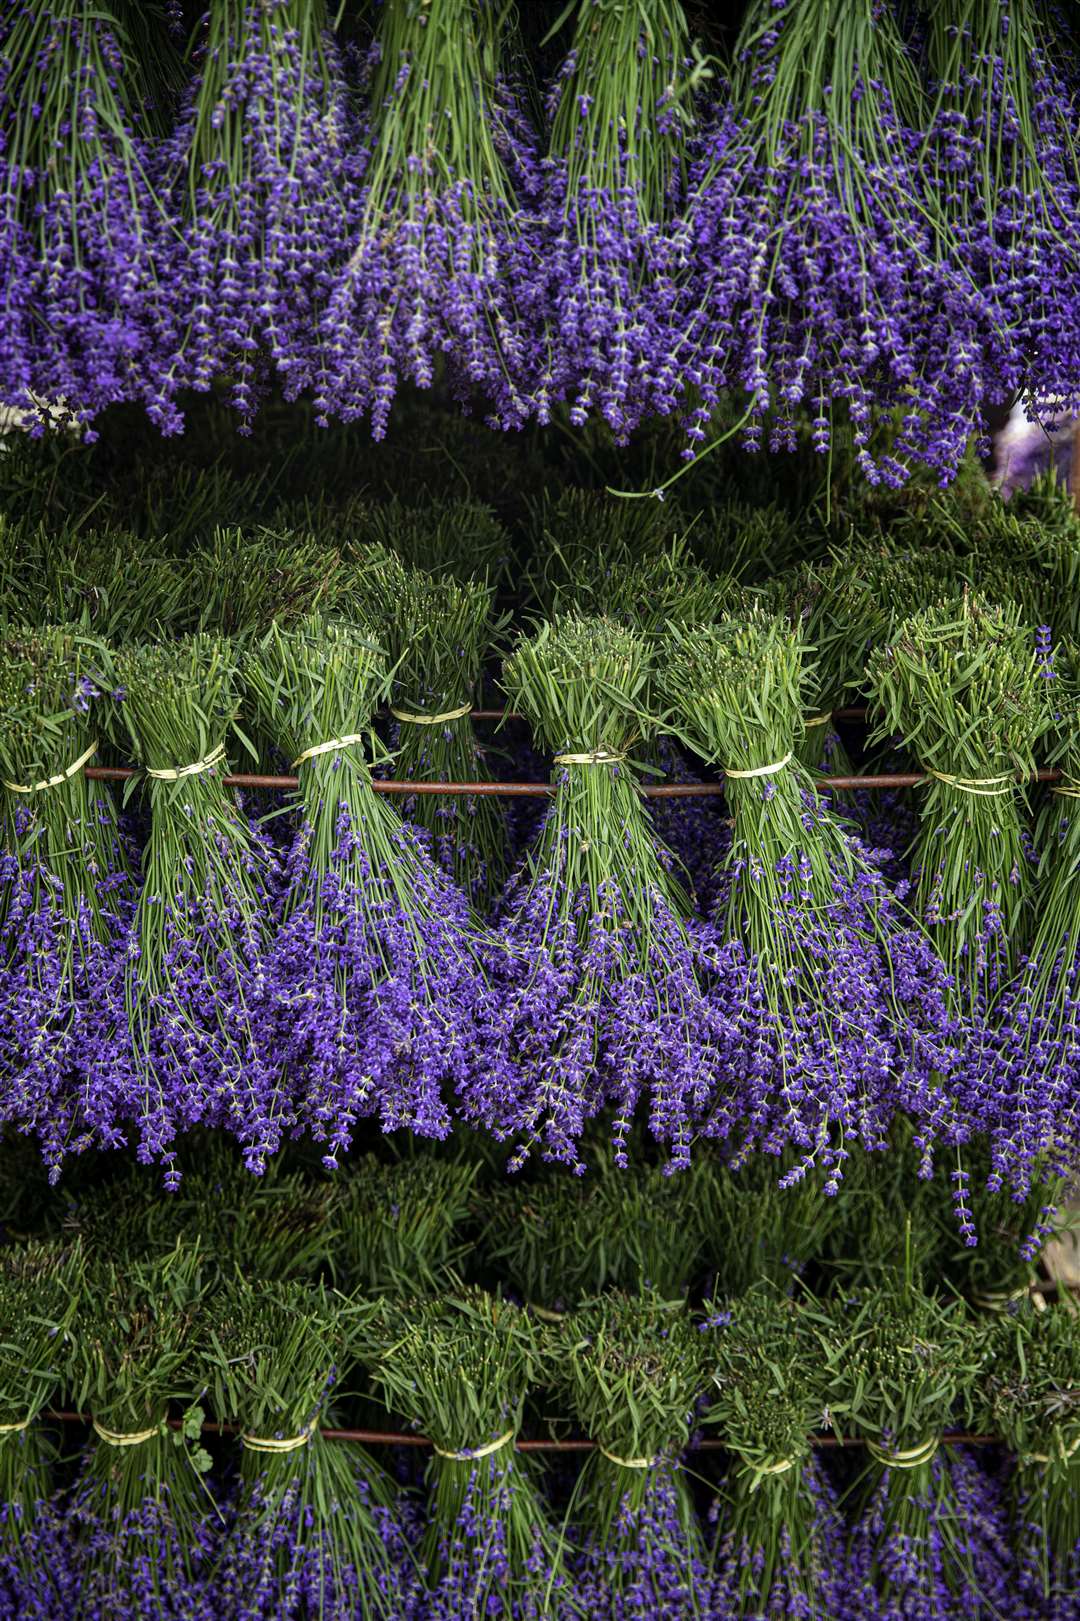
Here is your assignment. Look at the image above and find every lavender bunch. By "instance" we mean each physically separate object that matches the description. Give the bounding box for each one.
[346,494,513,587]
[824,1275,1011,1619]
[549,1291,712,1619]
[982,1304,1080,1613]
[168,0,366,425]
[0,1,180,433]
[322,0,540,437]
[0,626,133,1177]
[695,1155,837,1297]
[0,527,186,643]
[245,617,491,1161]
[361,1287,575,1619]
[661,613,955,1190]
[356,552,509,905]
[473,615,725,1171]
[0,1242,81,1621]
[983,641,1080,1199]
[480,1155,707,1314]
[917,1,1080,462]
[202,1278,412,1621]
[704,1286,846,1620]
[680,0,942,482]
[178,526,354,639]
[67,1243,218,1621]
[330,1151,478,1297]
[867,595,1049,1160]
[112,636,284,1182]
[541,0,707,436]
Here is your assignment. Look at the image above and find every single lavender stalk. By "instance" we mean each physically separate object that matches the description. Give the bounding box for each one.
[474,614,725,1172]
[661,612,955,1190]
[0,1241,81,1619]
[111,635,285,1182]
[704,1286,846,1619]
[0,626,134,1177]
[360,1287,576,1619]
[202,1278,413,1621]
[245,616,492,1162]
[355,551,509,906]
[547,1290,713,1619]
[67,1243,219,1621]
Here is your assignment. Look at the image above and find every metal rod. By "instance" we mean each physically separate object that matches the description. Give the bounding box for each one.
[83,765,1064,797]
[44,1412,996,1451]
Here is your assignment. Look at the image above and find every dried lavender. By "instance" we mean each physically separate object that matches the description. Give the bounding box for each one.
[111,636,284,1181]
[361,1287,575,1619]
[541,0,706,436]
[474,615,725,1171]
[245,617,491,1161]
[0,626,133,1177]
[67,1243,218,1621]
[868,595,1049,1161]
[825,1273,1010,1618]
[355,552,509,905]
[704,1286,846,1619]
[661,613,955,1189]
[202,1278,413,1621]
[167,0,366,425]
[0,1242,80,1621]
[323,0,540,436]
[548,1291,712,1619]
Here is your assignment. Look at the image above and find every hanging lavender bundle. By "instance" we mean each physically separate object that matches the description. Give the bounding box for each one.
[541,0,706,435]
[480,1153,707,1315]
[867,595,1048,1165]
[680,0,968,482]
[362,1287,575,1620]
[981,641,1080,1200]
[917,0,1080,463]
[549,1290,712,1619]
[355,552,509,905]
[0,1,181,432]
[473,615,725,1171]
[347,494,514,587]
[696,1155,838,1297]
[704,1286,846,1620]
[752,559,860,779]
[167,0,366,424]
[111,636,284,1182]
[983,1304,1080,1617]
[0,626,133,1177]
[661,613,955,1190]
[0,1242,81,1621]
[826,1276,1012,1619]
[68,1243,219,1621]
[246,617,491,1160]
[330,1150,478,1298]
[203,1278,413,1621]
[322,0,541,436]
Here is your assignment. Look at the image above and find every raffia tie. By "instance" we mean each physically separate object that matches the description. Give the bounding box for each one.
[1053,779,1080,801]
[757,1456,796,1477]
[1023,1433,1080,1468]
[4,740,98,795]
[147,743,226,782]
[971,1285,1030,1313]
[391,702,471,726]
[0,1417,31,1434]
[93,1418,160,1449]
[866,1437,940,1470]
[553,748,627,766]
[724,752,792,780]
[923,768,1012,798]
[803,713,833,730]
[599,1446,658,1470]
[291,734,367,769]
[432,1429,515,1462]
[242,1418,318,1455]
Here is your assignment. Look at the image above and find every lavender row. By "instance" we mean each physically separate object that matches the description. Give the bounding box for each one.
[3,0,1080,484]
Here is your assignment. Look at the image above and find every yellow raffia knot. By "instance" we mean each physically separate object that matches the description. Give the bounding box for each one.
[553,748,627,766]
[291,734,367,769]
[724,752,792,780]
[242,1419,318,1455]
[599,1446,658,1470]
[866,1436,940,1470]
[4,740,98,795]
[432,1429,515,1462]
[923,768,1012,798]
[147,744,226,782]
[92,1418,160,1449]
[391,702,471,726]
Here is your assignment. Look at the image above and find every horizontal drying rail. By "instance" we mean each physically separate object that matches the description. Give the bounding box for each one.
[84,765,1064,796]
